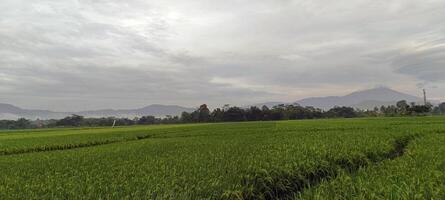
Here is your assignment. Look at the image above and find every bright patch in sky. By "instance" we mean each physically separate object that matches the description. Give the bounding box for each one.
[0,0,445,111]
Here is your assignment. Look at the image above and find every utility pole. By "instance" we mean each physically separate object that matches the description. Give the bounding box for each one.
[423,89,427,106]
[112,120,116,128]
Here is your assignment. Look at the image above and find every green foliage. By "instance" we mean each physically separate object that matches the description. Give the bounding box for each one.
[439,102,445,113]
[299,134,445,199]
[0,117,445,199]
[0,118,32,129]
[324,106,357,118]
[56,114,84,126]
[2,100,441,130]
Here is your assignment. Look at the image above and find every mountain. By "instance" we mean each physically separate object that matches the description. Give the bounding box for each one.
[0,103,195,120]
[296,87,423,110]
[0,87,429,119]
[77,104,195,118]
[250,87,424,110]
[0,103,64,119]
[0,103,23,114]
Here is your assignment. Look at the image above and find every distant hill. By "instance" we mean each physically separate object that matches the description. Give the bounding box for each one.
[77,104,195,118]
[1,87,429,120]
[296,87,423,110]
[251,87,424,110]
[0,103,195,120]
[0,103,64,120]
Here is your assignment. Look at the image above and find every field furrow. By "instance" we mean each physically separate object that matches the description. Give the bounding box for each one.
[298,134,445,199]
[223,135,417,200]
[0,117,444,199]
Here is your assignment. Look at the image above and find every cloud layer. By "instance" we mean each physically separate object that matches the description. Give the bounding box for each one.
[1,0,445,111]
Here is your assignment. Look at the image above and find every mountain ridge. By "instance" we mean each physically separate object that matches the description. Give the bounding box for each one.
[253,87,424,110]
[0,87,430,120]
[0,104,195,120]
[296,87,422,110]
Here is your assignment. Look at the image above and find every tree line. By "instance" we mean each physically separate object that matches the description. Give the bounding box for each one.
[1,101,444,129]
[179,101,443,123]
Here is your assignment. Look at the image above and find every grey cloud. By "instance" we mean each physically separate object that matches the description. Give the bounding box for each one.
[1,0,445,110]
[391,43,445,82]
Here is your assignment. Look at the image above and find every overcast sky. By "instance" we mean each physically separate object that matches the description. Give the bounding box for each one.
[1,0,445,111]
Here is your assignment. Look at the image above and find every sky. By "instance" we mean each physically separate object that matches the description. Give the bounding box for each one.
[1,0,445,111]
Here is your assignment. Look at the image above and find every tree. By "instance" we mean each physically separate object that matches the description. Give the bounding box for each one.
[407,102,432,115]
[432,106,441,115]
[325,107,357,118]
[439,102,445,114]
[162,115,180,124]
[396,100,409,115]
[56,115,84,127]
[270,104,286,120]
[285,104,312,119]
[261,105,271,120]
[211,108,224,122]
[223,107,245,121]
[180,112,193,123]
[246,106,263,121]
[138,116,157,124]
[197,104,211,122]
[385,105,398,116]
[14,118,32,129]
[305,106,323,119]
[380,105,387,114]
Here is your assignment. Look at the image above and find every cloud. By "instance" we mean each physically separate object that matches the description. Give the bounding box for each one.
[392,43,445,82]
[1,0,445,110]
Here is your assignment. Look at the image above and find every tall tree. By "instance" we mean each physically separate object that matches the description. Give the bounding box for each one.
[56,115,84,127]
[261,105,271,120]
[211,108,224,122]
[396,100,409,115]
[180,112,193,123]
[223,107,245,122]
[198,104,211,122]
[246,106,263,121]
[439,102,445,114]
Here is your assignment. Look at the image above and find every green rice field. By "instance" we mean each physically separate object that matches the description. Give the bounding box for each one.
[1,117,444,199]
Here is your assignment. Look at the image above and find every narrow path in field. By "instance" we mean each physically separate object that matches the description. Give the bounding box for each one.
[225,135,417,200]
[0,134,153,156]
[0,126,295,156]
[0,128,267,156]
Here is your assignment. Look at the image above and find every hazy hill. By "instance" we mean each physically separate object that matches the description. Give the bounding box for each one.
[77,104,195,118]
[0,103,194,120]
[250,87,424,110]
[296,87,423,110]
[1,87,428,119]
